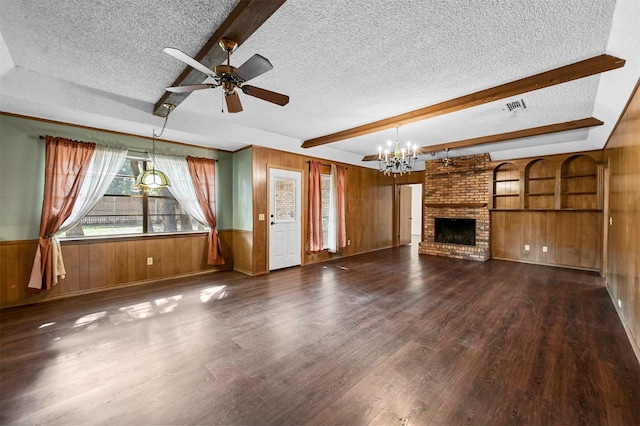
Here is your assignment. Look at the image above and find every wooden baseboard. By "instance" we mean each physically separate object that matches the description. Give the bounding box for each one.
[489,256,601,273]
[233,267,254,276]
[606,286,640,366]
[0,269,220,310]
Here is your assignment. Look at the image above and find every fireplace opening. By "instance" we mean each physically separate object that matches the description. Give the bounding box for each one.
[434,218,476,246]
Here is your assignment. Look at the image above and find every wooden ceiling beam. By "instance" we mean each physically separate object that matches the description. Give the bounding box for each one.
[361,117,604,161]
[153,0,287,117]
[304,54,624,148]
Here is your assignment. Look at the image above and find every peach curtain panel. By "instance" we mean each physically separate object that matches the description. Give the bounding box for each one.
[334,164,347,249]
[185,156,225,265]
[307,160,323,253]
[28,136,96,292]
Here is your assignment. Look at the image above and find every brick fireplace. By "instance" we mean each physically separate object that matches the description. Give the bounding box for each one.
[418,154,490,261]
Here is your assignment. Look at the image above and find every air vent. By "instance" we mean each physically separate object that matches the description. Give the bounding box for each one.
[505,99,527,112]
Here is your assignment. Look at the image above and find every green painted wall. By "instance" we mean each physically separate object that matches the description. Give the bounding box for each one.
[0,114,232,240]
[215,151,233,231]
[232,148,253,231]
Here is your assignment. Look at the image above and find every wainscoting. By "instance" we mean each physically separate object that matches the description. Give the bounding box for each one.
[0,232,233,308]
[231,229,253,275]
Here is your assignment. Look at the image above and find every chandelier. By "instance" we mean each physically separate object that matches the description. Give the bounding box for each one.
[377,127,418,176]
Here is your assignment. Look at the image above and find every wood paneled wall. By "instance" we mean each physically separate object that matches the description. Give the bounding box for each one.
[0,232,233,308]
[491,210,602,271]
[231,229,253,275]
[0,240,38,306]
[489,151,605,272]
[604,79,640,360]
[250,146,399,275]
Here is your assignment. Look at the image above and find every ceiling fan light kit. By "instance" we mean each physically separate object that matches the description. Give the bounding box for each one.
[164,38,289,113]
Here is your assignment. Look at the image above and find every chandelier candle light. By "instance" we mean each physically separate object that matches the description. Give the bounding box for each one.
[137,103,175,188]
[378,127,418,176]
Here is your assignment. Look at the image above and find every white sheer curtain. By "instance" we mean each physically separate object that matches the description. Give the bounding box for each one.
[327,166,337,252]
[58,145,128,234]
[154,154,208,227]
[44,144,127,284]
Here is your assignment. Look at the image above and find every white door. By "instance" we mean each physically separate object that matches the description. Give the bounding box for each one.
[269,168,302,270]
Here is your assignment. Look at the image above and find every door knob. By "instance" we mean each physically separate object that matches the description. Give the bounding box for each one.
[270,221,275,225]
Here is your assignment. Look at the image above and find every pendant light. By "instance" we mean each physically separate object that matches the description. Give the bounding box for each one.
[137,103,174,188]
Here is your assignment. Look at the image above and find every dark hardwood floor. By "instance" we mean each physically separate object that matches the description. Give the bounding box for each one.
[1,245,639,425]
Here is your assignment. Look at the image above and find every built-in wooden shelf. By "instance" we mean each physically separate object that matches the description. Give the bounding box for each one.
[561,174,597,179]
[490,208,602,212]
[526,176,555,181]
[562,191,597,195]
[425,202,488,208]
[490,152,603,211]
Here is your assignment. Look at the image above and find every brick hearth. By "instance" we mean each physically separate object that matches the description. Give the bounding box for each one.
[419,154,490,261]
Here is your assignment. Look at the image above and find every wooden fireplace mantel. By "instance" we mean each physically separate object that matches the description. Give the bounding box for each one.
[425,202,488,208]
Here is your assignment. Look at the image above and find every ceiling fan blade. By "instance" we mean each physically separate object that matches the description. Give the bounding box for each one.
[165,84,215,93]
[225,91,243,113]
[163,47,217,78]
[241,85,289,106]
[235,54,273,82]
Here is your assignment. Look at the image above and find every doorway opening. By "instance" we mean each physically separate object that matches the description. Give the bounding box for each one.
[398,183,423,247]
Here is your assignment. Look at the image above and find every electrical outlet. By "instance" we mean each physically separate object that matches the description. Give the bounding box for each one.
[524,245,530,251]
[542,246,548,253]
[347,239,351,245]
[147,257,153,266]
[609,217,613,226]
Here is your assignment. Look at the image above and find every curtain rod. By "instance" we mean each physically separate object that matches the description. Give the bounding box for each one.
[38,135,218,161]
[39,135,139,153]
[307,160,347,169]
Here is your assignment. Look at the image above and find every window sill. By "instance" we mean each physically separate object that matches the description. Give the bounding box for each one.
[59,230,210,244]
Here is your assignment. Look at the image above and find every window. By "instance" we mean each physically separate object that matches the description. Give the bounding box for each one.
[62,157,206,237]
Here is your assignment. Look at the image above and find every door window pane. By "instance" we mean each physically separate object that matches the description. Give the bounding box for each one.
[274,178,295,222]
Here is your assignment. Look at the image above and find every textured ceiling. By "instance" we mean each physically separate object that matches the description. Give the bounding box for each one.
[1,0,639,169]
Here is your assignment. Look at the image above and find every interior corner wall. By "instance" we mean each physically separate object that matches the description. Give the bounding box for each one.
[232,148,253,231]
[215,151,233,231]
[604,80,640,361]
[230,147,254,275]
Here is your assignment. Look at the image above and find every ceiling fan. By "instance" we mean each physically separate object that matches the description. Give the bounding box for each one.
[437,148,468,167]
[164,38,289,113]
